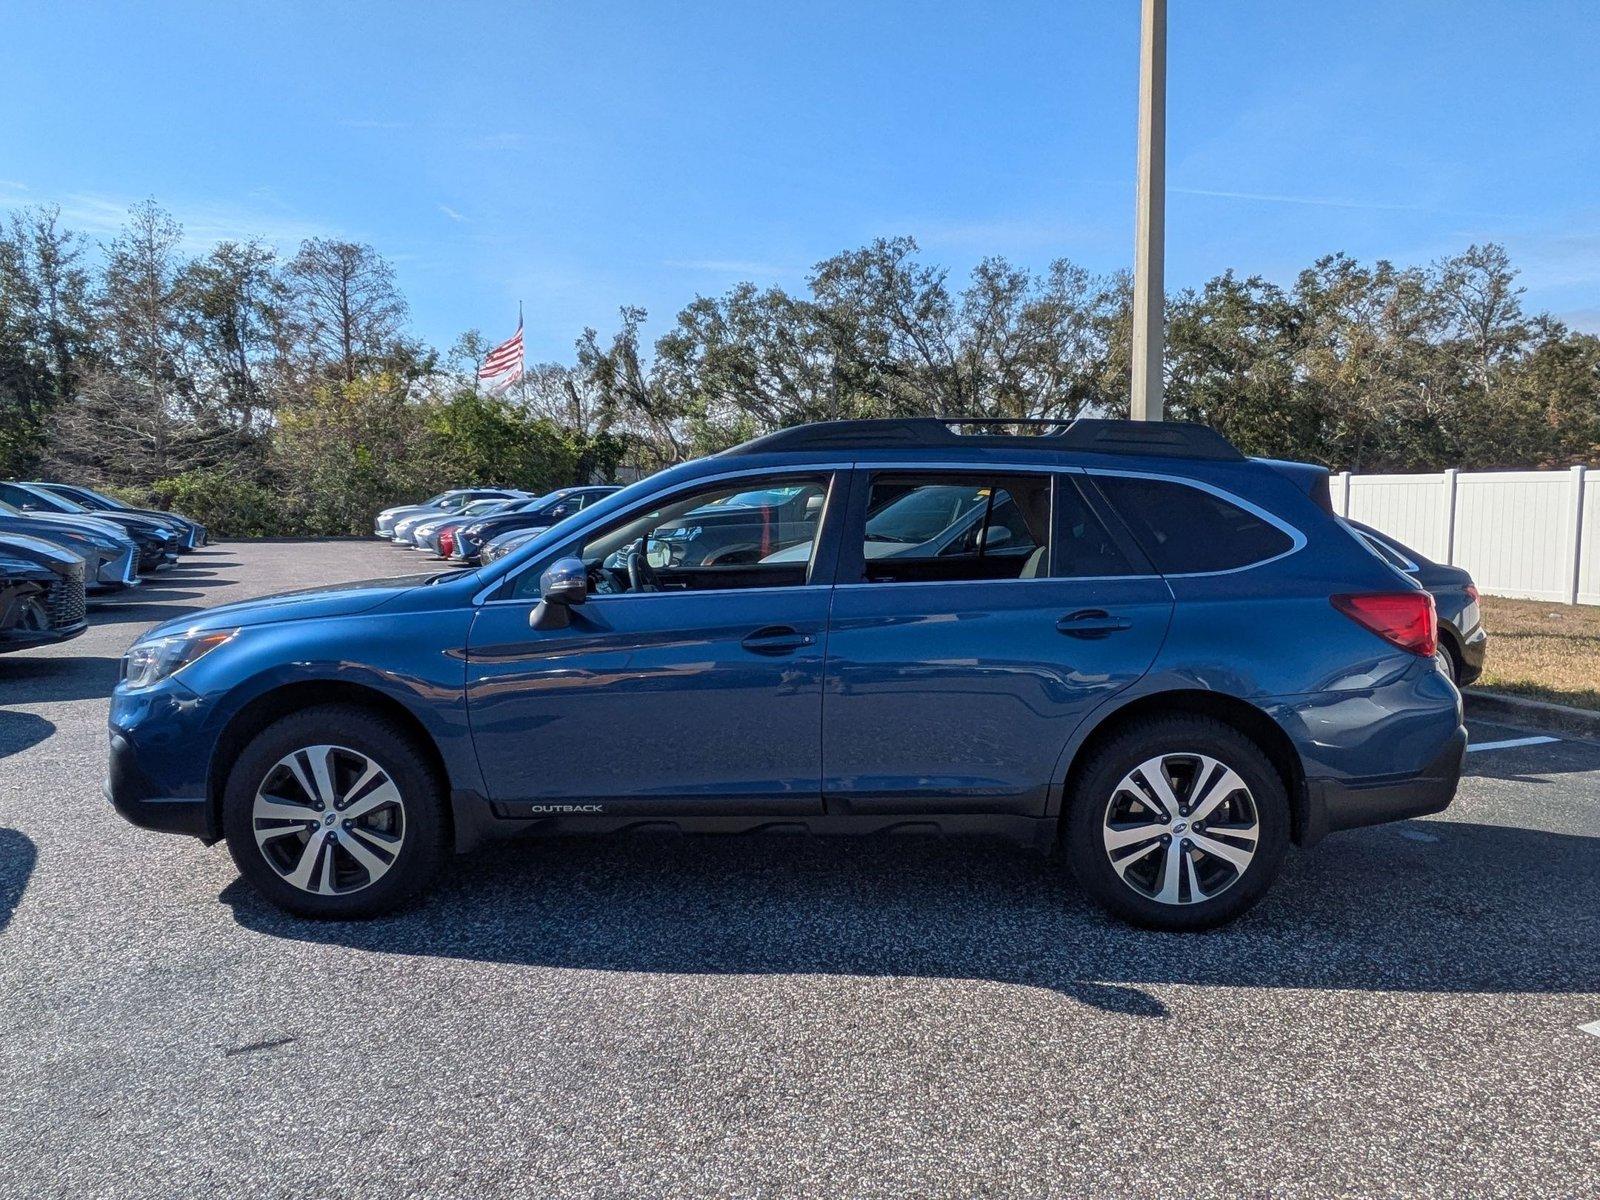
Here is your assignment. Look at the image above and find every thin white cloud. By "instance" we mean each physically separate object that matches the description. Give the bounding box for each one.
[0,187,330,251]
[438,204,467,223]
[1171,186,1428,213]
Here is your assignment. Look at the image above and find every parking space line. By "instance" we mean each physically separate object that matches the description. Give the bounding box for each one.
[1465,735,1560,754]
[1580,1020,1600,1039]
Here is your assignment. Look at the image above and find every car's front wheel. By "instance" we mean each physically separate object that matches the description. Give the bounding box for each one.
[222,705,447,918]
[1064,715,1289,930]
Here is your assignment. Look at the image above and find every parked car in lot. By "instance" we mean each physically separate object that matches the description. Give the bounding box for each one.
[406,498,521,554]
[450,486,622,565]
[479,526,541,564]
[107,418,1464,930]
[0,498,141,592]
[374,489,528,539]
[31,481,207,550]
[1345,519,1487,686]
[0,532,88,651]
[0,482,176,573]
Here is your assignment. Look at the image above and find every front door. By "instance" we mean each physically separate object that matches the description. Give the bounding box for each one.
[465,468,843,815]
[821,469,1173,816]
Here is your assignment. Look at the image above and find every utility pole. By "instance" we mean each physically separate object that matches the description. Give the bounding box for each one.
[1130,0,1166,421]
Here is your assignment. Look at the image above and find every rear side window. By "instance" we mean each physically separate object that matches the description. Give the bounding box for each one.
[1054,477,1140,577]
[852,473,1050,584]
[1093,475,1294,574]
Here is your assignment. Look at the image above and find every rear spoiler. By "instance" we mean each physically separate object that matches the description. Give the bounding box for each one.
[1252,458,1333,512]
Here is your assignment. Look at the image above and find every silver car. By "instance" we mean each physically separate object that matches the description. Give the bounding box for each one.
[375,489,527,539]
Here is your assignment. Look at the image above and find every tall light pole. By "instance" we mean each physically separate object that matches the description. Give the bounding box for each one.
[1130,0,1166,421]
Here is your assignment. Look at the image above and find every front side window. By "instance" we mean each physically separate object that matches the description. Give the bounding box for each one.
[514,473,831,598]
[1092,474,1295,574]
[850,473,1051,584]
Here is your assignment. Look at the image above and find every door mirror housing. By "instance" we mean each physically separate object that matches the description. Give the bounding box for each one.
[530,556,588,630]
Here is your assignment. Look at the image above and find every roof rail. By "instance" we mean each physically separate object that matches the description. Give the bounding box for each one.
[723,417,1244,461]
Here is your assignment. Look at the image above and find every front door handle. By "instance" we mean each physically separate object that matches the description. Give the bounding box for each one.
[1056,609,1133,638]
[741,625,816,655]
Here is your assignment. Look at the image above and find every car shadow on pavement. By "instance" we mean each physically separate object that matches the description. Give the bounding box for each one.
[222,818,1598,1017]
[0,829,37,935]
[0,710,55,758]
[89,601,208,627]
[0,655,123,702]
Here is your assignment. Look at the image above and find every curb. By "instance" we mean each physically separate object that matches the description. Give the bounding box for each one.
[1464,690,1600,740]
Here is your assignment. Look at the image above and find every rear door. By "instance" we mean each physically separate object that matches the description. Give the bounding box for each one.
[820,468,1173,817]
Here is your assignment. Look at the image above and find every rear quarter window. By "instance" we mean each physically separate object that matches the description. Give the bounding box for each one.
[1093,475,1295,574]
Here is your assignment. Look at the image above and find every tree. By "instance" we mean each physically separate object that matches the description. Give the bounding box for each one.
[272,373,444,535]
[0,206,95,473]
[51,199,193,484]
[176,238,290,439]
[285,238,412,384]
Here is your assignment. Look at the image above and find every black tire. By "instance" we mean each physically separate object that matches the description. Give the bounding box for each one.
[1434,640,1461,687]
[1063,715,1289,931]
[222,704,448,919]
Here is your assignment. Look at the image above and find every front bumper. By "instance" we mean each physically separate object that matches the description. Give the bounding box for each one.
[1,621,87,652]
[104,730,216,840]
[92,545,140,590]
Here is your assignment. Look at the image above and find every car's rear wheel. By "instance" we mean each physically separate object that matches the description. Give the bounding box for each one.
[222,705,447,918]
[1064,715,1289,930]
[1434,642,1460,686]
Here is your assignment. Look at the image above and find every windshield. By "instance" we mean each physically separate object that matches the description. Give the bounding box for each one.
[520,492,570,515]
[689,486,804,514]
[80,487,127,510]
[865,485,987,544]
[16,484,82,513]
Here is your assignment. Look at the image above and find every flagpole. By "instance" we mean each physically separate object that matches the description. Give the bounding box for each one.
[517,300,527,408]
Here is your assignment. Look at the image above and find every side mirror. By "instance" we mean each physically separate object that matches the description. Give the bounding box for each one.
[529,556,588,630]
[979,525,1013,549]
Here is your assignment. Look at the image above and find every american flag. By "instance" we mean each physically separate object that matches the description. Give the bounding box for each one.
[478,316,524,391]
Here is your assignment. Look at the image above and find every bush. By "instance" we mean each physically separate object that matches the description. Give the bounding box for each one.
[148,469,294,538]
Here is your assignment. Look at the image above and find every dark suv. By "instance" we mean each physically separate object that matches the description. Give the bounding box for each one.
[106,419,1464,929]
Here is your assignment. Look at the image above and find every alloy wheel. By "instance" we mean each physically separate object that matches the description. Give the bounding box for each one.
[251,745,406,897]
[1101,752,1260,906]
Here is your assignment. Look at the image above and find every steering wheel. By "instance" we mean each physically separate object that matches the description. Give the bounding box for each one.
[626,537,661,593]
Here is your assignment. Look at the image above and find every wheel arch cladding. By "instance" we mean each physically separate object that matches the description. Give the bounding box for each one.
[1061,690,1310,845]
[207,681,453,846]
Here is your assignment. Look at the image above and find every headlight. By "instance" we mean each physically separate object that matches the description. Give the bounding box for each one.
[121,629,237,689]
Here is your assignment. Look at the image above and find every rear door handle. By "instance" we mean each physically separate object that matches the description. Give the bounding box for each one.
[741,625,816,655]
[1056,609,1133,638]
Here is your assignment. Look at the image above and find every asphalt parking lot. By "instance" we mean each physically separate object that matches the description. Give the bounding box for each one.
[2,540,1597,1198]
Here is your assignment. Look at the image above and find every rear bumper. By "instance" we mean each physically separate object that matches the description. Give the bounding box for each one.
[104,729,216,841]
[1457,624,1487,686]
[1302,724,1466,846]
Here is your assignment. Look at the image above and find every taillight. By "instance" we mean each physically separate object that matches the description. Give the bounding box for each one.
[1464,584,1479,604]
[1331,592,1437,658]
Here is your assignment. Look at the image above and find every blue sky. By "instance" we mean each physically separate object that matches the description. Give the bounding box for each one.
[3,1,1597,360]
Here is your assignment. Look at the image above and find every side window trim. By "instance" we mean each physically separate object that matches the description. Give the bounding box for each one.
[1078,467,1307,577]
[494,466,850,603]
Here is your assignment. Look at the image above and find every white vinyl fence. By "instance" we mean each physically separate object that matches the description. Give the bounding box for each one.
[1330,466,1595,605]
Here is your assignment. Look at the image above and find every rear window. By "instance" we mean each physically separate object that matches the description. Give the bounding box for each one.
[1093,475,1294,574]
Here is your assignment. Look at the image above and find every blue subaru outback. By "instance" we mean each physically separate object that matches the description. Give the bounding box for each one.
[106,419,1464,930]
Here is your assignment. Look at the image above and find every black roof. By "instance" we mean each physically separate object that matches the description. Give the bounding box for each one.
[723,417,1244,461]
